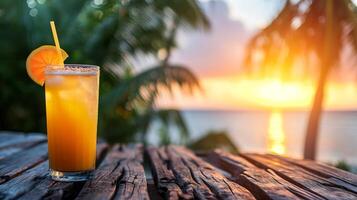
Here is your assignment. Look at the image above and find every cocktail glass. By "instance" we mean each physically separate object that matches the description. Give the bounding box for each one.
[45,64,99,181]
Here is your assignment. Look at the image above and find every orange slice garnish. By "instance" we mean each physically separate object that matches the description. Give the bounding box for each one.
[26,45,68,86]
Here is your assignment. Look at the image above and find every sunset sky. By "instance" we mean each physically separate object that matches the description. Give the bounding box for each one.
[155,0,357,110]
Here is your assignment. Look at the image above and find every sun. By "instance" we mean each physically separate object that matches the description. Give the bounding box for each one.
[199,77,316,110]
[248,79,315,109]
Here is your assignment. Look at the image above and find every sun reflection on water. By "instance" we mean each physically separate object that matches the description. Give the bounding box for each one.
[267,111,286,155]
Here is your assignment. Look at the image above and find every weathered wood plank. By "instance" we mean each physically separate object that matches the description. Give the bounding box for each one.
[0,132,45,150]
[17,142,109,200]
[95,142,110,167]
[0,131,354,200]
[207,150,322,200]
[262,154,357,194]
[0,161,48,200]
[166,146,256,200]
[0,143,47,184]
[0,140,46,160]
[0,132,46,161]
[147,179,164,200]
[17,177,85,200]
[0,132,23,143]
[166,146,214,199]
[76,144,149,200]
[265,169,326,200]
[114,154,148,200]
[268,154,357,187]
[243,154,357,200]
[146,147,189,200]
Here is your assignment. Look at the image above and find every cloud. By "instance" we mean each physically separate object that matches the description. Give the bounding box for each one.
[171,0,252,77]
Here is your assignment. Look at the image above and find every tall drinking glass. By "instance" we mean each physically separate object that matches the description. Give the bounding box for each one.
[45,64,99,181]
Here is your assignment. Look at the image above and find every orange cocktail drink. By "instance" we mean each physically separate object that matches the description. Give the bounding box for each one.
[45,64,99,181]
[25,21,100,181]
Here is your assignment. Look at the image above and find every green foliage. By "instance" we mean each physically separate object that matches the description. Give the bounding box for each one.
[334,160,351,172]
[100,65,199,143]
[102,65,199,109]
[0,0,209,143]
[154,109,190,145]
[189,130,239,154]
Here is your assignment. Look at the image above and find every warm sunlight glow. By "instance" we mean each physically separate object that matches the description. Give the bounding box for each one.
[251,79,314,109]
[158,77,319,110]
[267,111,286,155]
[157,76,357,110]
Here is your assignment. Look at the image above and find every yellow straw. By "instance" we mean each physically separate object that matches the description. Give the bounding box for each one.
[50,21,64,66]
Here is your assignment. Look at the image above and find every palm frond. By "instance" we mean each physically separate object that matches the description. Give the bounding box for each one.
[162,0,210,30]
[84,15,119,64]
[343,1,357,60]
[244,0,357,77]
[101,64,200,110]
[145,109,190,145]
[243,0,301,74]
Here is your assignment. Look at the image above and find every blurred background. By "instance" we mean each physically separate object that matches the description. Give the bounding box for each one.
[1,0,357,172]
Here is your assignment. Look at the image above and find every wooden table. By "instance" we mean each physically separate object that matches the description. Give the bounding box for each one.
[0,132,356,200]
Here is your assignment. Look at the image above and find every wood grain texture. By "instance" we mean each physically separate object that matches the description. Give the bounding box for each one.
[268,154,357,187]
[96,142,109,167]
[17,142,109,200]
[0,132,356,200]
[0,141,46,161]
[17,177,84,200]
[146,147,189,200]
[263,155,357,195]
[0,161,48,200]
[0,132,46,161]
[0,143,47,184]
[147,179,164,200]
[243,154,357,200]
[0,132,45,150]
[76,145,149,200]
[152,146,256,200]
[207,150,323,200]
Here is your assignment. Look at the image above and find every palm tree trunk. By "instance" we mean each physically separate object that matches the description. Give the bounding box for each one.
[303,0,334,160]
[303,66,329,160]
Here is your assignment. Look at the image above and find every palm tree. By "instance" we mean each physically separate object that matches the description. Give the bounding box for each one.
[244,0,357,159]
[96,0,209,143]
[100,64,200,143]
[0,0,209,143]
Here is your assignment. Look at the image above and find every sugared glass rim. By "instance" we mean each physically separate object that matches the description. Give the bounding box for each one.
[45,64,99,75]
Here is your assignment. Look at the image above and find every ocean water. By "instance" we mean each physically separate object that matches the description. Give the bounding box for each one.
[148,110,357,167]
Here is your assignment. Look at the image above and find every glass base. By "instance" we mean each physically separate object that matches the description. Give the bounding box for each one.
[50,169,93,182]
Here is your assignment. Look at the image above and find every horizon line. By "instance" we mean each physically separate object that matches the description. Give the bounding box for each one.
[157,107,357,112]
